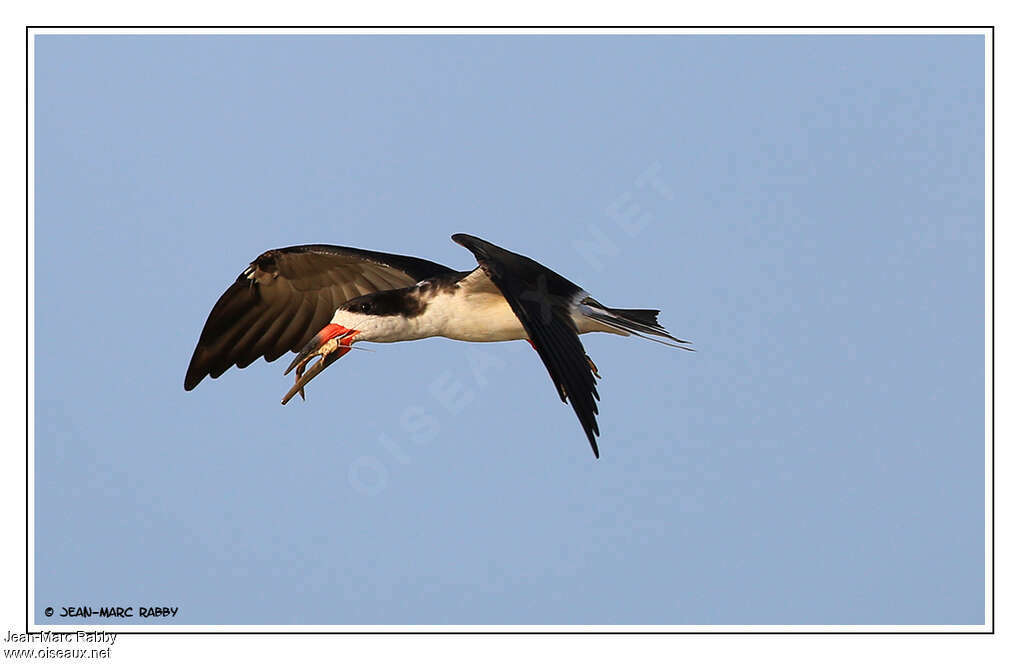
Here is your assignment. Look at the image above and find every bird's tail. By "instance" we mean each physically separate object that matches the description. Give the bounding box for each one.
[579,298,693,350]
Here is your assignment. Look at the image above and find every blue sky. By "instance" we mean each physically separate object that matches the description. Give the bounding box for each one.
[34,34,984,625]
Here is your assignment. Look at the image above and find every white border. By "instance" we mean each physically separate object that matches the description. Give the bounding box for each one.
[27,22,36,639]
[983,24,994,633]
[25,25,993,635]
[29,26,992,35]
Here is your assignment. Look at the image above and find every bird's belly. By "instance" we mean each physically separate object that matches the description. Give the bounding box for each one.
[435,291,529,342]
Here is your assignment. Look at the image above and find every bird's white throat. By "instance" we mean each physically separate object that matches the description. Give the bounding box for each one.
[329,287,529,344]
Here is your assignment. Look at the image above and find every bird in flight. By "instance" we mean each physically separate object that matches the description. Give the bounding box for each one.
[185,234,690,457]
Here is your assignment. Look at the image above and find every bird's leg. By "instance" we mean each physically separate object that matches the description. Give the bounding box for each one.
[526,339,568,400]
[527,338,600,382]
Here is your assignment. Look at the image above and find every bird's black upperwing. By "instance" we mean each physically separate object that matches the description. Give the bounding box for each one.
[452,233,602,457]
[185,244,454,390]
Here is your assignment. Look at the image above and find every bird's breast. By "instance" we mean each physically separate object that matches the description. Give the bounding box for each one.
[430,289,529,342]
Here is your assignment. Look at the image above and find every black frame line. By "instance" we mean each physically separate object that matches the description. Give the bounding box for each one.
[24,24,995,639]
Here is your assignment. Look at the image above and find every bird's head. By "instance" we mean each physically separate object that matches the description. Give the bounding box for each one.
[327,290,417,343]
[280,289,422,404]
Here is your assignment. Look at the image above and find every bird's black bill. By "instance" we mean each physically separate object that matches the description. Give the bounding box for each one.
[285,334,326,376]
[281,323,359,405]
[281,351,343,405]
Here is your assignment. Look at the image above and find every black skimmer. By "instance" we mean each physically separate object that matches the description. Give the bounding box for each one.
[185,234,690,457]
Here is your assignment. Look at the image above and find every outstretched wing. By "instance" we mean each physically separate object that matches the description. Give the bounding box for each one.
[185,244,454,390]
[452,233,602,457]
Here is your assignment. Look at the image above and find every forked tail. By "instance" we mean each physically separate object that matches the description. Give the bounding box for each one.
[579,298,693,350]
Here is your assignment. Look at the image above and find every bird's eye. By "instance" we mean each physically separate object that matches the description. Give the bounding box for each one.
[360,302,372,313]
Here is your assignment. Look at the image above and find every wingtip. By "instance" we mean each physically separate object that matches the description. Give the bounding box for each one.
[184,348,210,391]
[452,233,496,251]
